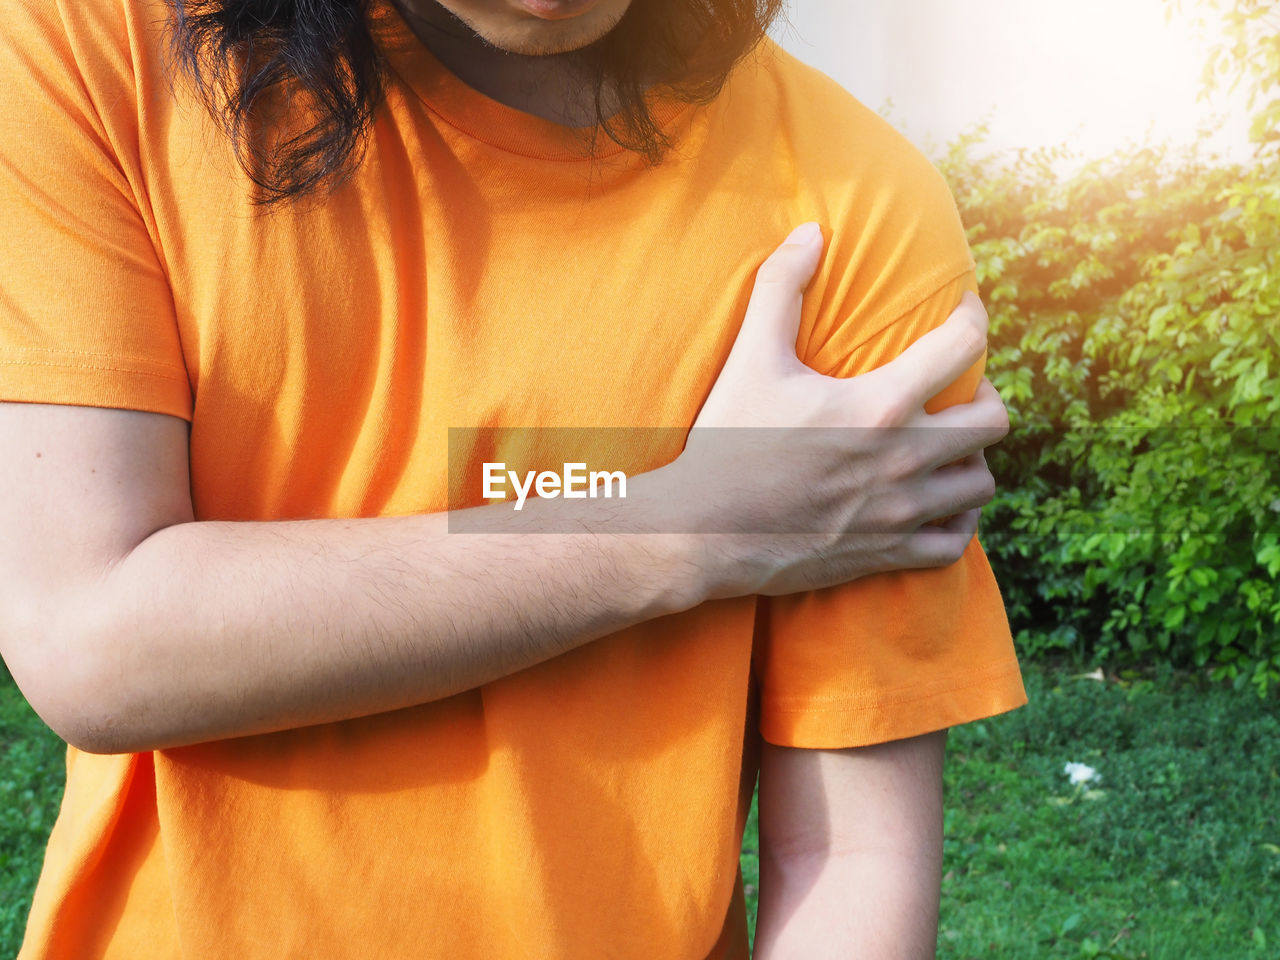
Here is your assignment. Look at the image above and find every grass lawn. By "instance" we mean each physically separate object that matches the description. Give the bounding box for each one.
[933,667,1279,959]
[3,664,1278,958]
[0,671,67,955]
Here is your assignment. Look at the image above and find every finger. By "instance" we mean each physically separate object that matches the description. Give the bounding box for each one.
[729,222,825,367]
[860,292,989,413]
[903,508,980,569]
[970,376,1007,414]
[925,377,1009,434]
[917,380,1011,468]
[960,376,1012,443]
[918,451,996,517]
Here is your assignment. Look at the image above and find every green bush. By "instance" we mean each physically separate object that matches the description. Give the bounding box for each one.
[938,133,1280,692]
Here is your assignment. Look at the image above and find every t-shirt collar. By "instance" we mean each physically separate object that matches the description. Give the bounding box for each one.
[367,0,690,161]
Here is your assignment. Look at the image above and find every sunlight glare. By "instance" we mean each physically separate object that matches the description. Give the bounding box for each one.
[775,0,1253,164]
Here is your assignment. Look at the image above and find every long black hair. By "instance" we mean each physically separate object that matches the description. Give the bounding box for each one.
[164,0,786,204]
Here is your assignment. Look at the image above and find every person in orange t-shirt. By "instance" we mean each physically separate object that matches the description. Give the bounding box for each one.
[0,0,1025,957]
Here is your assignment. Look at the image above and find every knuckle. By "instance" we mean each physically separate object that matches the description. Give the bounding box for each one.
[929,531,969,567]
[956,461,995,510]
[755,247,811,287]
[992,404,1011,440]
[754,258,796,287]
[950,304,989,359]
[975,471,997,506]
[885,491,921,531]
[993,404,1013,437]
[958,322,986,360]
[888,441,924,481]
[984,396,1011,438]
[846,374,910,429]
[869,394,908,430]
[958,292,991,334]
[975,384,1011,441]
[916,540,949,570]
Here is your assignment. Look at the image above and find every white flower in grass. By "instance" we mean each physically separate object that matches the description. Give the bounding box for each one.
[1064,762,1100,786]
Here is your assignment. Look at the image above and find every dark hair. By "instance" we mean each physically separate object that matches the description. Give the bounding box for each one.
[164,0,786,205]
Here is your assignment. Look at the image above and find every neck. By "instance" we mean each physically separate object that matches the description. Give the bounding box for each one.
[389,2,615,127]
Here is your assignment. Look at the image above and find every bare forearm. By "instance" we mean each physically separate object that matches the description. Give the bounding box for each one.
[754,849,942,959]
[753,732,946,959]
[59,485,701,753]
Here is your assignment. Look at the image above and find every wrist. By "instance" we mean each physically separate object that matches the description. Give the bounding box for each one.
[620,462,718,614]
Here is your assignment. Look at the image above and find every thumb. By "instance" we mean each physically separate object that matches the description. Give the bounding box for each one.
[729,222,825,368]
[855,290,989,415]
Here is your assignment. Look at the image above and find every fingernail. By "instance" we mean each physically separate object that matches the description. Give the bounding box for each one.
[786,222,821,245]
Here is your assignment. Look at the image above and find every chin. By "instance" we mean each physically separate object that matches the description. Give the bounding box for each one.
[446,0,634,55]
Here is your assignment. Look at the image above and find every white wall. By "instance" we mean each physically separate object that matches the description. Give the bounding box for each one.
[772,0,1255,166]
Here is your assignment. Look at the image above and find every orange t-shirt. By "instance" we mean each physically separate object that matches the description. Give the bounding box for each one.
[0,1,1026,957]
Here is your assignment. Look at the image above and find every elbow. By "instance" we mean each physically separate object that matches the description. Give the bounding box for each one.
[2,601,140,755]
[60,720,139,757]
[46,684,138,756]
[22,666,142,757]
[36,703,128,756]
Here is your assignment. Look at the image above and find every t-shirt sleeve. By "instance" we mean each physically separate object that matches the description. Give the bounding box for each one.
[754,129,1026,749]
[0,0,191,419]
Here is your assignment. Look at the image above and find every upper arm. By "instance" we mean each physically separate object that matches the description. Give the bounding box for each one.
[754,733,946,959]
[0,5,196,740]
[0,402,192,742]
